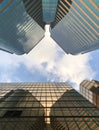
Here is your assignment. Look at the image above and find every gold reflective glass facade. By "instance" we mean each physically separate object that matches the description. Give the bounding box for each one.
[0,88,45,130]
[50,89,99,130]
[0,83,99,130]
[80,80,99,108]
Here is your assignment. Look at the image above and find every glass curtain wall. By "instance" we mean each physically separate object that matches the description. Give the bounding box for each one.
[51,0,99,55]
[0,83,99,129]
[0,0,45,55]
[42,0,59,23]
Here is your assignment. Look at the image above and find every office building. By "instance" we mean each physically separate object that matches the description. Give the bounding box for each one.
[50,88,99,130]
[23,0,45,29]
[0,88,45,130]
[0,82,99,130]
[0,0,45,55]
[80,80,99,108]
[51,0,72,28]
[42,0,59,23]
[51,0,99,54]
[0,0,99,55]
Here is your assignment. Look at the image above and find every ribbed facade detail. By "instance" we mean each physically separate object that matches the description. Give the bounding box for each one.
[23,0,45,29]
[51,0,72,28]
[0,0,99,55]
[51,0,99,55]
[0,0,44,55]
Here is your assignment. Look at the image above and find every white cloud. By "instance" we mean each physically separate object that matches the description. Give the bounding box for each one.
[0,25,95,90]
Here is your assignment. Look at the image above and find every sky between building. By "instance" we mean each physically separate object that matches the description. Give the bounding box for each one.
[0,25,99,91]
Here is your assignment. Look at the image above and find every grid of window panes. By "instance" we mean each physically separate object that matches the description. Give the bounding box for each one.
[80,80,93,103]
[80,80,99,108]
[50,89,99,130]
[0,84,46,130]
[0,83,99,130]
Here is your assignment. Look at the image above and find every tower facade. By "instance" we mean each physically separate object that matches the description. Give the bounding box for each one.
[42,0,59,23]
[23,0,45,29]
[51,0,99,55]
[0,82,99,130]
[0,0,99,55]
[0,0,45,55]
[80,80,99,108]
[0,88,45,130]
[50,88,99,130]
[51,0,72,28]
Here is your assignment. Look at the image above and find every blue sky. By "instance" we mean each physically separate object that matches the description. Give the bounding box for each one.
[0,26,99,90]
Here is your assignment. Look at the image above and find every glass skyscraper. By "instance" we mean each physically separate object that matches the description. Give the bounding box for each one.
[42,0,59,23]
[0,0,99,55]
[51,0,99,55]
[0,82,99,130]
[80,80,99,108]
[0,88,45,130]
[0,0,45,55]
[23,0,45,29]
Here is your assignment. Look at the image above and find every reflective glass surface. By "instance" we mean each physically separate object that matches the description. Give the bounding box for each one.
[22,0,45,29]
[0,83,99,130]
[0,0,44,55]
[80,80,99,108]
[42,0,59,23]
[51,0,99,54]
[0,0,99,55]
